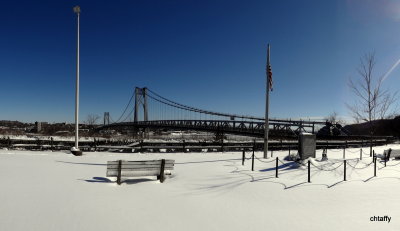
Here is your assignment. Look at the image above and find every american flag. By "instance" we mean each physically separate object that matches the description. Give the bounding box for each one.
[267,63,273,91]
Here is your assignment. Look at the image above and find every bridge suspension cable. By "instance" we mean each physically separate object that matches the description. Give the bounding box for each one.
[113,92,135,123]
[146,88,265,121]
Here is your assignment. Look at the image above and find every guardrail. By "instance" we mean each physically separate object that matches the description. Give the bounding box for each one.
[0,136,393,153]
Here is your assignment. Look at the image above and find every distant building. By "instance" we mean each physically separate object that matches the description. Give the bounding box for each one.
[35,122,48,133]
[35,122,42,132]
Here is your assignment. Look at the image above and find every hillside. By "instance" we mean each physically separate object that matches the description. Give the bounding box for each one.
[344,116,400,138]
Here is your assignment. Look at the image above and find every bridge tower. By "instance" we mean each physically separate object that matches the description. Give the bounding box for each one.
[134,87,148,122]
[103,112,110,125]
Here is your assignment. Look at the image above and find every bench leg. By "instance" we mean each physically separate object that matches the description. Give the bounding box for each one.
[117,160,122,185]
[159,159,165,183]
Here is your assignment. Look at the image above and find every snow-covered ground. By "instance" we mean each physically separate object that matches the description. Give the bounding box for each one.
[0,134,101,142]
[1,145,400,231]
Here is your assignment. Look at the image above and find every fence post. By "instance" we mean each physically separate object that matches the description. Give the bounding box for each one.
[370,140,373,157]
[94,138,98,152]
[308,160,311,183]
[251,151,255,171]
[242,150,245,166]
[360,148,362,160]
[384,153,387,167]
[374,156,377,177]
[271,150,273,158]
[344,160,347,181]
[275,157,279,178]
[51,137,54,151]
[289,145,291,155]
[343,146,345,159]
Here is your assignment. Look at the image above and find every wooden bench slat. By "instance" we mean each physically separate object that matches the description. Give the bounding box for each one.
[107,166,174,171]
[107,159,175,163]
[107,163,174,168]
[107,163,174,167]
[107,170,171,177]
[107,160,174,165]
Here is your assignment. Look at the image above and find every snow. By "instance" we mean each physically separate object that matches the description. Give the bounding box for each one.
[1,145,400,231]
[70,146,80,151]
[0,135,103,142]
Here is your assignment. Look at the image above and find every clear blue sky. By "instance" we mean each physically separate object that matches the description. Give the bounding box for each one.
[1,0,400,123]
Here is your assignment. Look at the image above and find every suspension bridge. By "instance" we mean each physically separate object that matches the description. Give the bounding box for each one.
[98,87,345,137]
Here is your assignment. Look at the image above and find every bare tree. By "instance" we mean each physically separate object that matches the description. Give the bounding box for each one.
[325,111,346,124]
[325,111,338,124]
[347,53,397,155]
[85,114,100,126]
[347,53,380,123]
[378,91,398,120]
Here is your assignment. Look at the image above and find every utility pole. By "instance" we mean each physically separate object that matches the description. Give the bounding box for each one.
[71,5,82,156]
[264,44,271,159]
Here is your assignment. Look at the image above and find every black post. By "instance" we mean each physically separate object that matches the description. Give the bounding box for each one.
[289,145,291,155]
[94,138,97,152]
[308,160,311,183]
[275,157,279,178]
[343,146,345,159]
[374,157,377,177]
[117,160,122,185]
[159,159,166,183]
[384,153,387,167]
[251,151,255,171]
[370,139,373,157]
[360,148,362,160]
[242,150,245,166]
[50,137,54,151]
[344,160,346,181]
[182,140,186,153]
[271,150,273,158]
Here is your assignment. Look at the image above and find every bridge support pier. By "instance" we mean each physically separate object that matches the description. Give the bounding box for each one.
[134,87,148,122]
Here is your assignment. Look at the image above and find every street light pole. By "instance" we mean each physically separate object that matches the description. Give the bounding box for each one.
[264,44,271,159]
[72,5,82,156]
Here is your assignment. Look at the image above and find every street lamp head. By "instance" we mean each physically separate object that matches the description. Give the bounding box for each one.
[73,6,81,14]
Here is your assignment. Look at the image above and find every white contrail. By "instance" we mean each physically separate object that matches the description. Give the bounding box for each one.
[382,57,400,82]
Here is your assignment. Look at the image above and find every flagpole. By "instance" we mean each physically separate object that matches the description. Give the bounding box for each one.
[72,5,82,156]
[264,44,271,159]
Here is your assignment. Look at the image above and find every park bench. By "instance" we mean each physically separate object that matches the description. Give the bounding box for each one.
[382,149,400,161]
[106,159,175,185]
